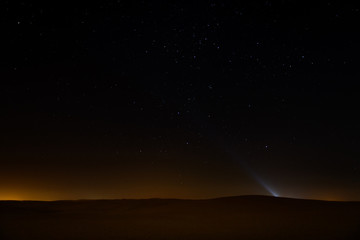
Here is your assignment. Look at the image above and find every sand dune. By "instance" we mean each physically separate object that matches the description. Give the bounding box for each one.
[1,196,359,240]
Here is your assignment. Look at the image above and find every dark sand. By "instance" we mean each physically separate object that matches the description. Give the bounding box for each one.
[1,196,359,240]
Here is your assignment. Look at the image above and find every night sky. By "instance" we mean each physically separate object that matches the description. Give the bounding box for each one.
[1,1,360,201]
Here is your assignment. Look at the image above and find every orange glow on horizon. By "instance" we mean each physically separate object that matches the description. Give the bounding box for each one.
[0,194,24,201]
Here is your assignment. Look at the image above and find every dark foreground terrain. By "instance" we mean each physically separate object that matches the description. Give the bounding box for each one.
[1,196,360,240]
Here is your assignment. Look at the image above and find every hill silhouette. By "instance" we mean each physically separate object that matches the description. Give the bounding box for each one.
[1,195,359,240]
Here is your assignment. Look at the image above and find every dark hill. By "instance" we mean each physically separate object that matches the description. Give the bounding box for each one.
[1,196,360,240]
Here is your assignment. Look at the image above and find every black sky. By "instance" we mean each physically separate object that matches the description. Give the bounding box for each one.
[1,1,360,201]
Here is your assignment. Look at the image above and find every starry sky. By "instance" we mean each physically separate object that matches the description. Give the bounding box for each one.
[1,1,360,201]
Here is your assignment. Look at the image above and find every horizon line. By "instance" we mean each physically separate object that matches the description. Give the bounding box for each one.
[1,194,358,203]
